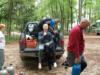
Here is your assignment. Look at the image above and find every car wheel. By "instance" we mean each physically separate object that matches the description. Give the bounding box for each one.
[97,33,100,35]
[56,55,62,59]
[20,54,27,61]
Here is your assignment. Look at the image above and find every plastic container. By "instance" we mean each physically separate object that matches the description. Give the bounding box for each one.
[26,39,37,48]
[7,64,14,75]
[72,64,81,75]
[0,67,8,75]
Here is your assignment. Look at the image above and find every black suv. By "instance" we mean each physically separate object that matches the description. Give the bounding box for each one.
[19,20,64,60]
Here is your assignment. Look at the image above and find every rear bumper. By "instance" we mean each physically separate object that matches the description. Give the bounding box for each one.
[20,47,64,57]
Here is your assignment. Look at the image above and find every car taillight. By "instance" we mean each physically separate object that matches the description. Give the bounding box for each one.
[59,39,64,47]
[20,39,26,46]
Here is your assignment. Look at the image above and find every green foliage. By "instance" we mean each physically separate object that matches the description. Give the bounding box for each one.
[5,35,20,44]
[36,0,77,33]
[82,0,100,22]
[0,0,100,36]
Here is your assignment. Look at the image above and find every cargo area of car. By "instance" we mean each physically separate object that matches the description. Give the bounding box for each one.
[19,21,64,59]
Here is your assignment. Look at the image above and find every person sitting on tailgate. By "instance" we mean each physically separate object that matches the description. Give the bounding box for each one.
[38,24,57,70]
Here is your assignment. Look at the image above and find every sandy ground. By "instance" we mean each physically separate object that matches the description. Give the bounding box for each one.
[4,35,100,75]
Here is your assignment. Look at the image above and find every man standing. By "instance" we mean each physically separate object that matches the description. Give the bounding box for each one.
[0,24,6,70]
[65,19,90,73]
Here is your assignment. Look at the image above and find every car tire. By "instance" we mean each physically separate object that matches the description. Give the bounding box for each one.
[97,33,100,35]
[56,55,62,59]
[20,54,27,61]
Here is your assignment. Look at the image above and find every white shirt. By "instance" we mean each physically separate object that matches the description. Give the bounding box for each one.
[0,31,5,49]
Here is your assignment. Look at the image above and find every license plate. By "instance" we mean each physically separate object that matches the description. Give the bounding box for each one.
[39,44,44,50]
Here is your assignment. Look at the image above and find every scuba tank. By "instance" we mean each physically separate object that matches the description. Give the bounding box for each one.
[72,64,81,75]
[7,64,14,75]
[0,67,8,75]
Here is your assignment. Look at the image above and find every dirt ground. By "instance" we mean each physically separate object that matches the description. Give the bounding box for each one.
[4,35,100,75]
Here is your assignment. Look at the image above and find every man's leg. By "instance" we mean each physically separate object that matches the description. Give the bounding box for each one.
[0,49,4,70]
[38,49,43,69]
[47,53,52,70]
[62,52,74,69]
[44,45,52,70]
[65,52,87,72]
[66,52,75,67]
[80,56,87,73]
[0,56,2,70]
[50,44,57,68]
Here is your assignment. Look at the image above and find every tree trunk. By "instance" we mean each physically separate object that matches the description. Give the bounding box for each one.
[70,0,73,29]
[78,0,82,22]
[7,0,13,37]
